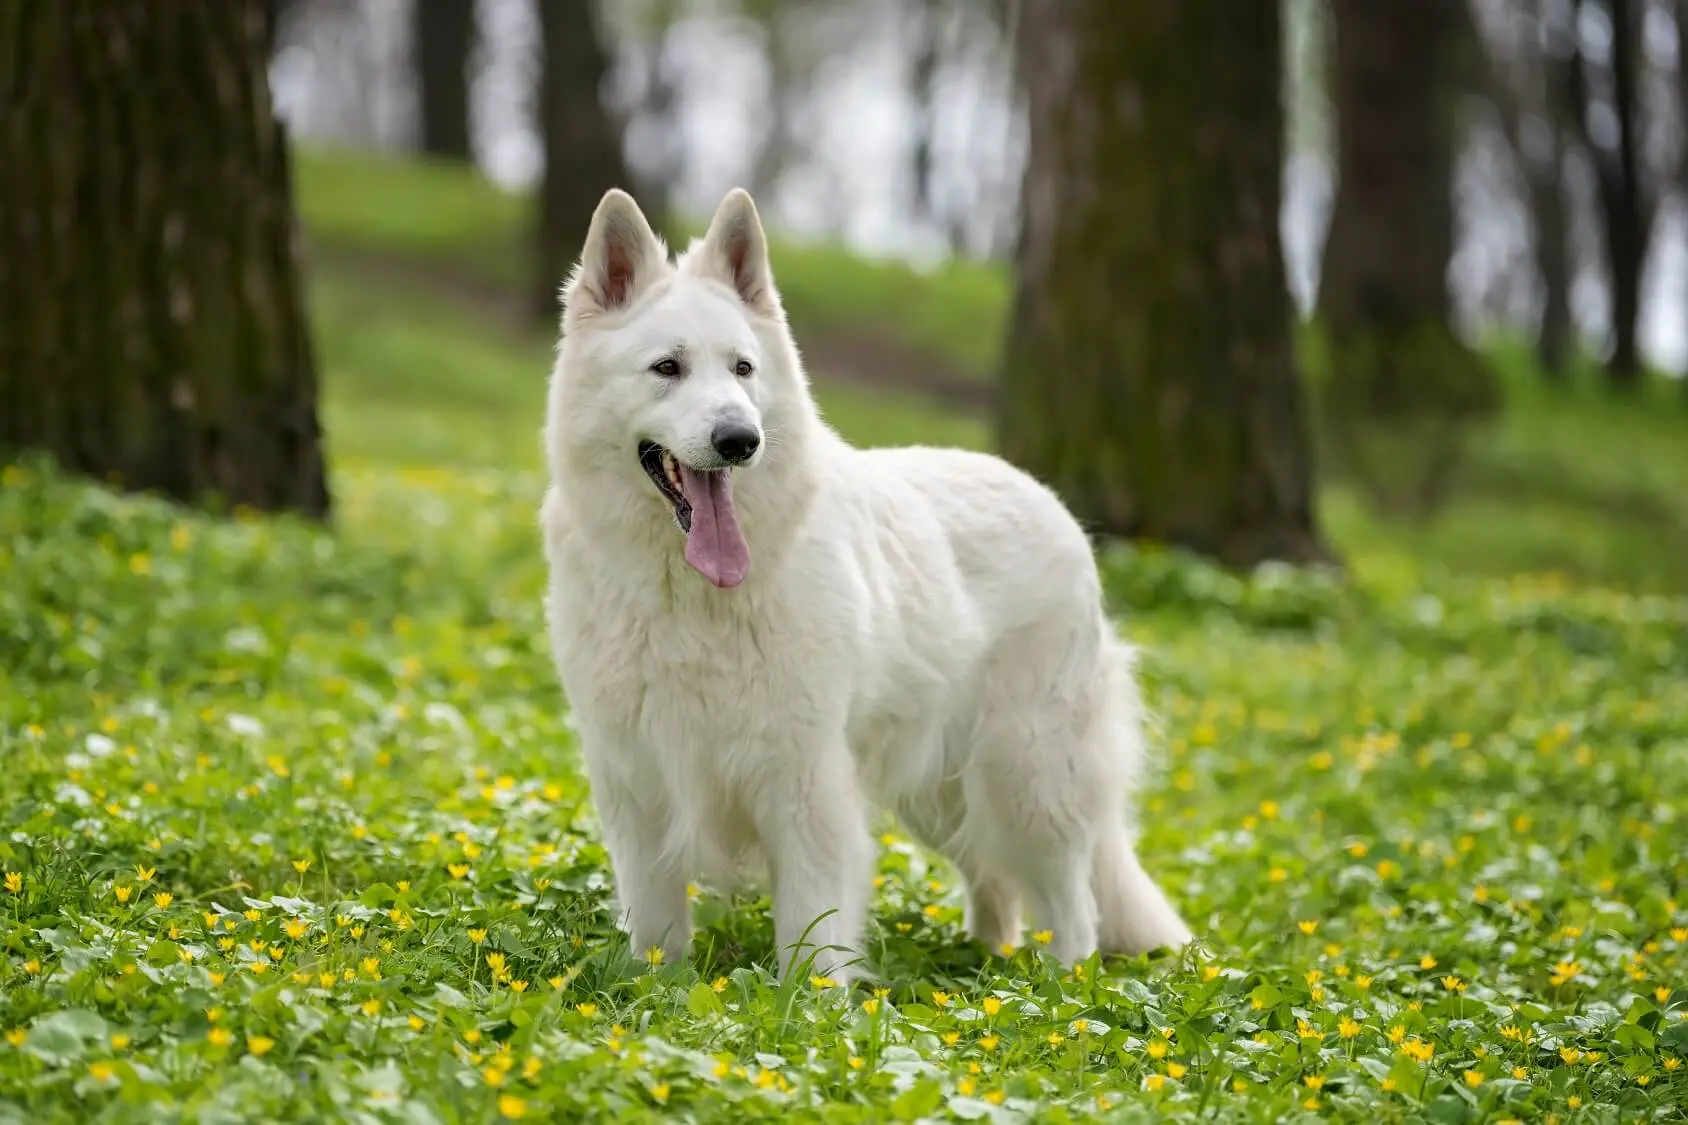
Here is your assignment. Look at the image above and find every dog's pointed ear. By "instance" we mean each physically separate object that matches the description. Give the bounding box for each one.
[564,189,665,320]
[696,188,778,316]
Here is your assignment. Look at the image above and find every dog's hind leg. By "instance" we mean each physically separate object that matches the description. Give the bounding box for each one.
[1092,816,1192,954]
[961,868,1021,952]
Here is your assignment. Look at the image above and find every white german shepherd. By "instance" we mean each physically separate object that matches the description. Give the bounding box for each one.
[540,188,1192,985]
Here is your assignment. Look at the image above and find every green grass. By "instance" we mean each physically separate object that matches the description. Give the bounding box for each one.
[2,454,1685,1122]
[293,147,1009,382]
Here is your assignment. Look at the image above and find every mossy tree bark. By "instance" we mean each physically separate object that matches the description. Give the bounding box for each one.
[1318,0,1498,517]
[0,1,330,518]
[998,0,1329,568]
[534,0,636,323]
[413,0,475,161]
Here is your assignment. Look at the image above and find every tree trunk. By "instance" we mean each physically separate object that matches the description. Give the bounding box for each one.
[534,0,635,323]
[0,2,330,518]
[1318,0,1497,516]
[998,0,1329,568]
[1584,0,1646,388]
[413,0,475,161]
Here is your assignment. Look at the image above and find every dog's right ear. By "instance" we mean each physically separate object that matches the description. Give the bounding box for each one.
[563,189,665,321]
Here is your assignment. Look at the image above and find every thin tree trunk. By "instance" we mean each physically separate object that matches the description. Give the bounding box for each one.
[1319,0,1496,516]
[534,0,634,323]
[1598,0,1646,386]
[998,0,1329,568]
[413,0,475,161]
[0,1,330,518]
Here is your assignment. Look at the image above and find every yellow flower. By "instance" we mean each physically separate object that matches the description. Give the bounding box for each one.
[248,1035,275,1056]
[243,909,261,921]
[1512,1066,1528,1079]
[809,975,837,989]
[982,996,1002,1016]
[3,872,22,894]
[650,1082,670,1103]
[1441,975,1466,992]
[1296,1019,1322,1041]
[468,928,488,944]
[576,1003,598,1018]
[361,999,381,1017]
[1559,1046,1582,1064]
[1046,1031,1064,1046]
[1663,1057,1680,1071]
[1165,1062,1188,1079]
[291,859,312,875]
[1200,965,1221,982]
[1346,841,1369,858]
[207,1028,233,1047]
[509,980,528,993]
[643,946,664,968]
[317,972,335,989]
[1402,1039,1434,1063]
[1337,1017,1362,1039]
[114,886,133,904]
[1146,1041,1168,1059]
[1670,927,1688,942]
[23,959,40,975]
[1549,960,1580,987]
[4,1029,26,1048]
[497,1094,527,1119]
[88,1061,116,1083]
[978,1034,999,1051]
[1304,1074,1324,1090]
[110,1033,131,1050]
[448,864,469,879]
[408,1015,426,1032]
[930,990,951,1007]
[1464,1070,1484,1087]
[283,918,308,940]
[152,892,173,909]
[958,1077,976,1096]
[1355,975,1373,990]
[1298,920,1318,935]
[1419,954,1437,970]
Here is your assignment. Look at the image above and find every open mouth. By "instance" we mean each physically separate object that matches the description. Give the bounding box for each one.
[638,441,692,532]
[637,441,751,588]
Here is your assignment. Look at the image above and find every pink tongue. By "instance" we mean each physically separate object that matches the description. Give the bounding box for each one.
[678,466,750,588]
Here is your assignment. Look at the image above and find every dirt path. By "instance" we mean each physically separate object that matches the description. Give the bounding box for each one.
[304,240,995,414]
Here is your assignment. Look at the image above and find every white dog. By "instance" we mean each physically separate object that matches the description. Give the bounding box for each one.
[540,188,1193,985]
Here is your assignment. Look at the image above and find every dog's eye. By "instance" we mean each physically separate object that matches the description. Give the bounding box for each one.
[734,359,754,377]
[650,357,682,378]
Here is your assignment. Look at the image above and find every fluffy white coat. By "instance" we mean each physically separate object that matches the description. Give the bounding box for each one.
[541,188,1193,984]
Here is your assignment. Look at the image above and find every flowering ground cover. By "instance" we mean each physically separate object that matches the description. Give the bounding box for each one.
[1,452,1684,1123]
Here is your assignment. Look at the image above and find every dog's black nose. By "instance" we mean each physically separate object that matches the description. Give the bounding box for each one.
[711,421,761,464]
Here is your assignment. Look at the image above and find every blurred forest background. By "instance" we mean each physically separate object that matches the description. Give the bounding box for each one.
[5,0,1688,591]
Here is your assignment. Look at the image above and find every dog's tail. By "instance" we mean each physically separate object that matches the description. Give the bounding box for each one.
[1090,634,1194,954]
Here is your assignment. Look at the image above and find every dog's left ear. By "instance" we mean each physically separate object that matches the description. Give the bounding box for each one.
[696,189,779,317]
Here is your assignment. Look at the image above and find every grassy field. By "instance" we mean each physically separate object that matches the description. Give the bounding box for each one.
[1,149,1686,1121]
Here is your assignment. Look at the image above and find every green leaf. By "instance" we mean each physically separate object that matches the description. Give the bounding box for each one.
[686,981,725,1019]
[891,1078,944,1121]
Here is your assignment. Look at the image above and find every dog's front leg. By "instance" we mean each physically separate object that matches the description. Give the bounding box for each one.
[585,761,692,968]
[752,749,874,987]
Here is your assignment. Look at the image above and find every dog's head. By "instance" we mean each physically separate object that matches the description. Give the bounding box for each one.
[548,188,806,589]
